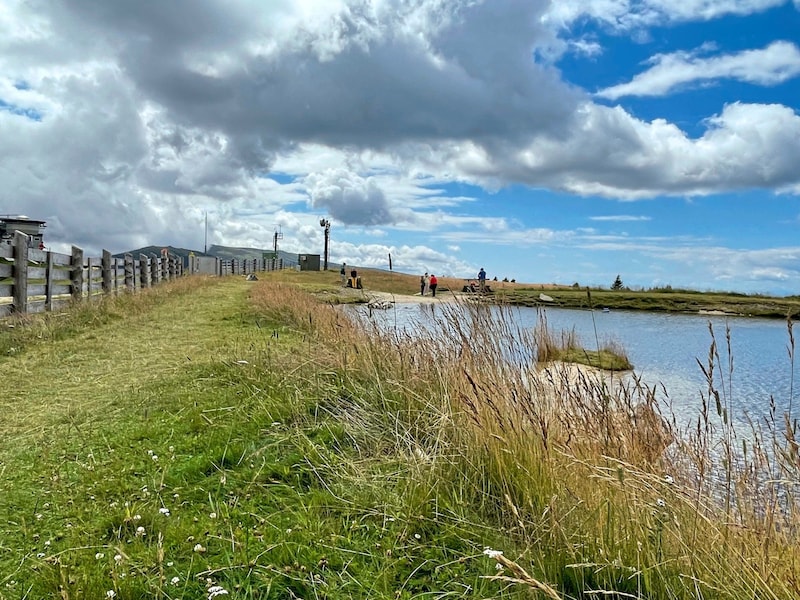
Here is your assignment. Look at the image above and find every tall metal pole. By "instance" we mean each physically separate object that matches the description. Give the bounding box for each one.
[204,211,208,254]
[320,218,330,271]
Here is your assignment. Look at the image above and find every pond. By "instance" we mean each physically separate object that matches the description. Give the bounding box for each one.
[352,301,800,430]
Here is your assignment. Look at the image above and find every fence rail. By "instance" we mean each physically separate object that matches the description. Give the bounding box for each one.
[0,232,292,317]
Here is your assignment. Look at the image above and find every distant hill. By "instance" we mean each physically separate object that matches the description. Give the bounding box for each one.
[114,244,300,264]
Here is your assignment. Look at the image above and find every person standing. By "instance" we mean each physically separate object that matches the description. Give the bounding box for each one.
[340,262,347,285]
[429,274,438,297]
[420,274,426,296]
[478,267,487,292]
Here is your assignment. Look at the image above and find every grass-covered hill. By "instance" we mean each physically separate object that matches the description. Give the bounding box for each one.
[1,271,800,598]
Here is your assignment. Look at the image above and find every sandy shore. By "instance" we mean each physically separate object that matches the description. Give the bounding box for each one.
[365,290,469,304]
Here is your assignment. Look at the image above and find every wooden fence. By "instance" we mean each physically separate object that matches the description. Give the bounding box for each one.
[1,232,300,317]
[0,232,186,317]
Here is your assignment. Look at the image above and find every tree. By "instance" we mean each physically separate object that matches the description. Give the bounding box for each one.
[611,274,624,290]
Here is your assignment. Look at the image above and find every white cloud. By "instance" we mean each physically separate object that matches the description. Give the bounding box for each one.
[544,0,785,30]
[598,41,800,99]
[590,215,652,221]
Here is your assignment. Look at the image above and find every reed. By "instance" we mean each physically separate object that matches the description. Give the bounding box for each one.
[286,290,800,598]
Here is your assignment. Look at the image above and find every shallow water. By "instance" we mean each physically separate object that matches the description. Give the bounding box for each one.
[352,302,800,431]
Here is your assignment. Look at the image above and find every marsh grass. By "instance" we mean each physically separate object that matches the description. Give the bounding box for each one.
[3,274,800,598]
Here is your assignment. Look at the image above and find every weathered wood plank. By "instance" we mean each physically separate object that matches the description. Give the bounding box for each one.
[0,264,11,278]
[13,232,29,314]
[71,246,83,301]
[51,253,72,267]
[29,266,47,279]
[27,284,46,296]
[0,303,11,317]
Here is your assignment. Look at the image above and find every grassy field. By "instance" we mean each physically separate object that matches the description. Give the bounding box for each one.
[2,272,800,598]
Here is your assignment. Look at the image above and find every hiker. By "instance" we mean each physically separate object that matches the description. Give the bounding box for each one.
[340,262,346,285]
[478,268,487,292]
[420,274,426,296]
[429,274,438,297]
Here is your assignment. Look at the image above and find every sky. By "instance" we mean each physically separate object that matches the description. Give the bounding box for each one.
[2,0,800,294]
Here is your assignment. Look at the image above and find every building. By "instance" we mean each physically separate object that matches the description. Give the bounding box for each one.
[0,216,46,249]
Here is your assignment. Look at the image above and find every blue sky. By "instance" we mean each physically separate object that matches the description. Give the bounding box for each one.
[2,0,800,293]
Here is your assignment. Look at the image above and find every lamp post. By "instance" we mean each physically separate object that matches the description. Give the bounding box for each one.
[319,218,330,271]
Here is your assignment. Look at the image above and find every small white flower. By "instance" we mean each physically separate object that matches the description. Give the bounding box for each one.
[147,450,154,456]
[194,543,206,553]
[664,475,675,485]
[151,454,159,462]
[95,552,105,560]
[44,540,50,547]
[106,591,116,598]
[136,526,146,536]
[208,585,229,598]
[114,554,123,563]
[414,533,421,540]
[159,507,170,516]
[495,562,504,570]
[169,445,175,453]
[167,561,174,567]
[133,514,142,521]
[209,512,217,519]
[483,547,503,559]
[656,498,666,508]
[36,553,45,558]
[35,513,43,520]
[171,576,180,585]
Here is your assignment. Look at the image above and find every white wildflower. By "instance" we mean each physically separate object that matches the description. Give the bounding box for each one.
[194,543,206,553]
[106,591,116,598]
[133,514,142,521]
[159,507,170,516]
[114,554,123,563]
[147,450,154,456]
[151,454,159,462]
[208,585,229,598]
[136,526,146,537]
[483,547,503,559]
[209,512,217,519]
[171,576,180,585]
[95,552,104,560]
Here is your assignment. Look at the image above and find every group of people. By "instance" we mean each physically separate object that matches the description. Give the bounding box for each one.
[419,272,439,297]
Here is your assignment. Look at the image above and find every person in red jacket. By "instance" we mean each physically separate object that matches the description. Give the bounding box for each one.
[429,274,438,297]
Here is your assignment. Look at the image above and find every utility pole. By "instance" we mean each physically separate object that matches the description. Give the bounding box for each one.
[204,211,208,254]
[319,218,330,271]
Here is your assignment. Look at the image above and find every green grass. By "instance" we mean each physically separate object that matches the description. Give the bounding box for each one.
[3,272,800,599]
[0,276,516,599]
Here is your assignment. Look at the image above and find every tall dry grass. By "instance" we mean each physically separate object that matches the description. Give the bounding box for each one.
[248,282,800,598]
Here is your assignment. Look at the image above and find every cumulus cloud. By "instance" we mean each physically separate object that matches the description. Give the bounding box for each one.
[598,41,800,99]
[0,0,798,270]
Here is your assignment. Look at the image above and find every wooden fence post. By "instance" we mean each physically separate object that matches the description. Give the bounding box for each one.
[71,245,84,302]
[124,253,134,291]
[150,255,159,284]
[140,254,150,288]
[86,256,94,300]
[45,250,55,311]
[102,250,112,295]
[12,231,29,314]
